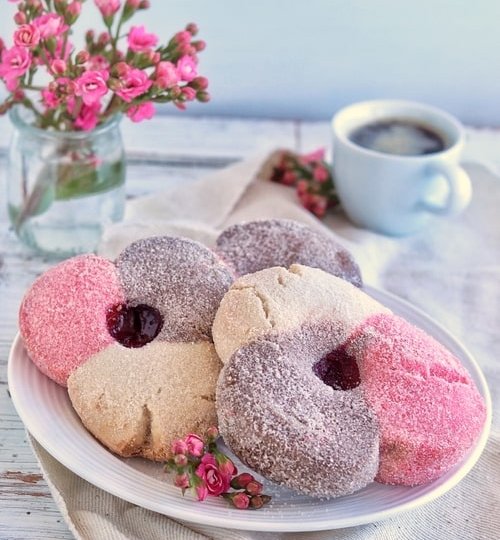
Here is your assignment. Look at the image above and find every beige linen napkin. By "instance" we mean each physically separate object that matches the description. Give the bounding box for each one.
[29,156,500,540]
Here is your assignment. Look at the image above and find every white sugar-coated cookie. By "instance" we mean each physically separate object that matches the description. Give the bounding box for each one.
[68,341,221,460]
[212,264,389,363]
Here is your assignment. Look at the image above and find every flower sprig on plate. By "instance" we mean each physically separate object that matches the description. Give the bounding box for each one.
[165,427,272,510]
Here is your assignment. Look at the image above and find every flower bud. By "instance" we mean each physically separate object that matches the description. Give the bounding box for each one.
[66,1,82,24]
[113,61,131,77]
[250,494,271,508]
[174,453,188,467]
[171,439,188,455]
[75,50,90,65]
[185,23,198,35]
[196,90,210,103]
[85,29,95,43]
[245,480,263,496]
[191,76,208,91]
[230,472,254,490]
[51,59,67,75]
[231,492,250,510]
[14,12,27,25]
[192,40,206,52]
[169,85,181,99]
[98,32,111,45]
[174,473,190,489]
[139,0,150,9]
[107,78,122,91]
[206,426,219,441]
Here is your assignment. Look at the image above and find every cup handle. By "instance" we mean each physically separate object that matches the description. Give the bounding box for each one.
[419,162,472,216]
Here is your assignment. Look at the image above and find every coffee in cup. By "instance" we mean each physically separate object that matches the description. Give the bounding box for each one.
[331,100,472,236]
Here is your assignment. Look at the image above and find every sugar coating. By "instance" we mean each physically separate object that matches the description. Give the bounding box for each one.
[19,255,124,386]
[68,340,221,461]
[116,236,234,342]
[216,321,380,499]
[349,313,487,485]
[213,264,389,363]
[215,219,362,286]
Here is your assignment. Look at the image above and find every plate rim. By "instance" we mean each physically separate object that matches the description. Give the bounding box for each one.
[7,286,493,532]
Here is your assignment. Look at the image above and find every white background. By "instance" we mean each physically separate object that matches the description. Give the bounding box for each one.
[1,0,499,125]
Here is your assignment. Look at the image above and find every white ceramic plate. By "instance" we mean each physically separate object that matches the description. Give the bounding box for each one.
[8,287,492,532]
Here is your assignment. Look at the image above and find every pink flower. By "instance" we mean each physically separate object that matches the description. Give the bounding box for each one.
[0,46,31,90]
[171,439,188,455]
[33,13,68,39]
[13,24,40,49]
[74,103,101,131]
[184,434,204,457]
[195,454,231,497]
[232,492,250,509]
[155,61,179,88]
[95,0,121,18]
[127,25,158,53]
[75,70,109,106]
[115,67,152,102]
[313,164,330,183]
[217,455,236,477]
[174,473,190,489]
[176,55,197,82]
[181,86,196,101]
[41,88,59,109]
[299,148,325,164]
[195,483,208,501]
[126,101,155,122]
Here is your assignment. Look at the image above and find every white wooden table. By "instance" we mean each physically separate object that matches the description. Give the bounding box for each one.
[1,113,499,539]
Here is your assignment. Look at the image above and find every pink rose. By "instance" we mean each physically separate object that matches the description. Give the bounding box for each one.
[127,25,158,53]
[74,103,101,131]
[155,61,179,89]
[176,55,197,82]
[195,454,231,497]
[41,88,59,109]
[126,101,155,123]
[115,67,152,102]
[75,70,109,106]
[33,13,68,39]
[184,434,204,457]
[95,0,121,18]
[13,24,40,49]
[0,46,31,90]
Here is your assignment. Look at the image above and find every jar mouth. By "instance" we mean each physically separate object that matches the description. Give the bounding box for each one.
[8,105,122,140]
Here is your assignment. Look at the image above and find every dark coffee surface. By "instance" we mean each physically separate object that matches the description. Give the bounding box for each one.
[349,119,447,156]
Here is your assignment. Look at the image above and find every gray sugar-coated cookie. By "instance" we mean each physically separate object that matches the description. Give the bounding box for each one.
[216,321,379,498]
[215,219,362,286]
[116,236,234,342]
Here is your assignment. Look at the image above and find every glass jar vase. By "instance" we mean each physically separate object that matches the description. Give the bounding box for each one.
[6,107,126,258]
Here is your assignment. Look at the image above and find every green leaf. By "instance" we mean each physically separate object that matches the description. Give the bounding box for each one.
[55,160,125,200]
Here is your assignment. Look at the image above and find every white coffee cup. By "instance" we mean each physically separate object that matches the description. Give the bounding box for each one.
[331,100,472,236]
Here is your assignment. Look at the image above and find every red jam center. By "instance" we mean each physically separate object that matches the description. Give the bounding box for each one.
[313,345,361,390]
[106,303,163,348]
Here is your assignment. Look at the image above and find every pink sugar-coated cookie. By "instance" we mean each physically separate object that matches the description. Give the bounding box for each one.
[350,313,487,486]
[19,255,125,386]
